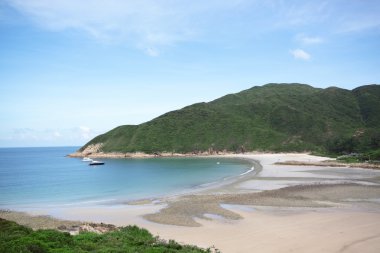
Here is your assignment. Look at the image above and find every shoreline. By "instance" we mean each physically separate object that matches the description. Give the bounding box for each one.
[67,143,310,159]
[2,153,380,252]
[69,149,380,171]
[275,160,380,169]
[68,149,265,159]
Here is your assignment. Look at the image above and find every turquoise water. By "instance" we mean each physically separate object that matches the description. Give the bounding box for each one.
[0,147,251,208]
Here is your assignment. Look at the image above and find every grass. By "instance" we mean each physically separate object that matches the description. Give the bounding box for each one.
[0,218,218,253]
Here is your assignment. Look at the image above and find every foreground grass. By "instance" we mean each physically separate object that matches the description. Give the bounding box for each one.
[0,218,217,253]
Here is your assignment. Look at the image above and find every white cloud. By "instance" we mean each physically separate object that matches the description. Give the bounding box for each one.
[334,1,380,34]
[11,128,38,140]
[271,1,330,27]
[267,0,380,35]
[338,18,380,34]
[79,126,92,139]
[145,47,159,57]
[290,49,311,60]
[4,0,246,55]
[7,126,98,144]
[79,126,90,132]
[296,34,323,44]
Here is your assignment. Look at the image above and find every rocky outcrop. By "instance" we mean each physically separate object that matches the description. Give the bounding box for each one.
[57,222,118,235]
[78,223,118,234]
[68,143,104,157]
[82,143,103,154]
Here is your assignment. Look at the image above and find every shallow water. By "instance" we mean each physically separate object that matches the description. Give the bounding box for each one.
[0,147,251,208]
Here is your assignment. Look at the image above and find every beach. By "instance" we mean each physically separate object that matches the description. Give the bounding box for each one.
[2,153,380,252]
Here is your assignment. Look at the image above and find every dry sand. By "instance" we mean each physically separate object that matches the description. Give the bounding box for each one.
[146,207,380,253]
[2,153,380,252]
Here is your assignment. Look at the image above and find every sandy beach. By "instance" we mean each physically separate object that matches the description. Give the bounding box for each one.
[2,153,380,252]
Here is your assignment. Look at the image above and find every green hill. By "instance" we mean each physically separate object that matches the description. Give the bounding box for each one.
[80,83,380,155]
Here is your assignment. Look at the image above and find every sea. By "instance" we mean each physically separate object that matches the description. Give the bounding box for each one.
[0,147,252,209]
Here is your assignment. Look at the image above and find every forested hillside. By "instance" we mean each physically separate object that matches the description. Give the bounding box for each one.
[81,83,380,157]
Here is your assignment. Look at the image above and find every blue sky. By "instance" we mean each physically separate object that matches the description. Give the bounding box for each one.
[1,0,379,147]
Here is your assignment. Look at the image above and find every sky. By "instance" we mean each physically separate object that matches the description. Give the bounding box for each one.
[0,0,379,147]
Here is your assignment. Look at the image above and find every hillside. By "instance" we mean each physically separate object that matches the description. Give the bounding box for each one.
[79,83,380,155]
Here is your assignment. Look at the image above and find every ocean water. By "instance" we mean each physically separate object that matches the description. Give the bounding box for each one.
[0,147,251,208]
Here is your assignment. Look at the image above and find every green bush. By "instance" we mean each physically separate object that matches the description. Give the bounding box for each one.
[0,219,212,253]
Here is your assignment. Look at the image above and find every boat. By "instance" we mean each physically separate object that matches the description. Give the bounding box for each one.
[89,160,105,166]
[82,157,93,162]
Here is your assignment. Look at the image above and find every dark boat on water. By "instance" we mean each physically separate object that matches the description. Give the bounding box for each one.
[89,160,105,166]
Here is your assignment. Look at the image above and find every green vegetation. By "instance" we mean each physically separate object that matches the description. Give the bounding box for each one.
[0,218,215,253]
[337,149,380,163]
[81,83,380,157]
